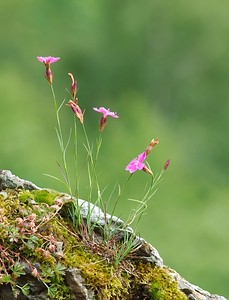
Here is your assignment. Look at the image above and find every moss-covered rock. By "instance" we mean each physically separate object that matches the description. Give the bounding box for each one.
[0,170,227,300]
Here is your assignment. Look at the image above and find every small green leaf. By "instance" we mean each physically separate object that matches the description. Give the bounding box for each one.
[54,262,66,276]
[11,262,25,277]
[1,274,11,283]
[48,285,58,297]
[20,283,30,296]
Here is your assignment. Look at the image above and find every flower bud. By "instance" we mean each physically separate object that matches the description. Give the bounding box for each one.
[27,213,37,221]
[32,268,39,278]
[45,65,53,84]
[68,72,77,100]
[145,138,159,155]
[164,159,170,170]
[142,165,153,176]
[48,244,56,253]
[15,217,24,226]
[99,116,107,132]
[66,100,84,123]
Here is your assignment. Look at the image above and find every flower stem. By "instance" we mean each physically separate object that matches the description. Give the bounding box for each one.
[50,84,72,195]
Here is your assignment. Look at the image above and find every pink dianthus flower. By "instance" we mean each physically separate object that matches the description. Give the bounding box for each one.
[37,56,60,84]
[37,56,60,65]
[125,152,147,174]
[93,107,119,131]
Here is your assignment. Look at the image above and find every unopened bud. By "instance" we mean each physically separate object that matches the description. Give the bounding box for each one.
[145,138,159,155]
[45,65,53,84]
[66,100,84,123]
[164,159,170,170]
[15,217,24,227]
[27,213,37,221]
[48,244,56,253]
[142,165,153,176]
[43,250,51,258]
[68,72,77,100]
[99,116,107,132]
[31,268,39,278]
[55,251,64,258]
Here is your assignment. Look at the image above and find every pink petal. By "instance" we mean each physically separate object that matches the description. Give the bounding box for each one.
[125,160,138,173]
[93,107,119,118]
[93,107,102,113]
[48,56,60,64]
[37,56,60,64]
[125,152,146,173]
[137,152,147,163]
[37,56,45,63]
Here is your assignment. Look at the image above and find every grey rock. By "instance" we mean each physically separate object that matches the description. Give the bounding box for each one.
[0,262,47,300]
[0,261,95,300]
[62,194,163,267]
[65,268,95,300]
[168,268,227,300]
[131,237,163,266]
[0,170,40,191]
[0,170,227,300]
[0,169,162,267]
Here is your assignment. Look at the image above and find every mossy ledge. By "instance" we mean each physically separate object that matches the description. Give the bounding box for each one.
[0,170,227,300]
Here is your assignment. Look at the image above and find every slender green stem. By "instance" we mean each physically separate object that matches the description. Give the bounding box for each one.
[126,170,164,227]
[95,133,103,162]
[50,84,72,195]
[109,174,132,221]
[73,116,79,196]
[82,123,102,203]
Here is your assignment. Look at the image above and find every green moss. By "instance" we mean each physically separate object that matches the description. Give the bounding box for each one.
[18,189,58,205]
[18,190,33,203]
[47,218,130,299]
[32,189,59,205]
[123,262,186,300]
[0,189,70,299]
[0,189,187,300]
[147,266,186,300]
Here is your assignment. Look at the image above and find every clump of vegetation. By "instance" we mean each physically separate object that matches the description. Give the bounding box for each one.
[0,55,177,299]
[142,265,186,300]
[0,188,69,298]
[0,188,186,299]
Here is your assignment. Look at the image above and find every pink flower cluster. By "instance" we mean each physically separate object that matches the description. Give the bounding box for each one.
[37,56,119,129]
[37,56,169,175]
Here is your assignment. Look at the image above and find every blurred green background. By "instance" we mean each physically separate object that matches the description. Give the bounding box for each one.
[1,0,229,297]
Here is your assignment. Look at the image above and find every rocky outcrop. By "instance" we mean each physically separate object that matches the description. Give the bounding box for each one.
[168,269,226,300]
[0,170,40,191]
[0,170,227,300]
